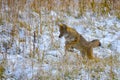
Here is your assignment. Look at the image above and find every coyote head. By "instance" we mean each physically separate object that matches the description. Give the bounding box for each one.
[58,23,67,38]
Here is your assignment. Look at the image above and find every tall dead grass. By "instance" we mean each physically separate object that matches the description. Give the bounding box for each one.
[0,0,120,79]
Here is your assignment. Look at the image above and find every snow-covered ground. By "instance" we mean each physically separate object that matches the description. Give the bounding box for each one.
[0,2,120,80]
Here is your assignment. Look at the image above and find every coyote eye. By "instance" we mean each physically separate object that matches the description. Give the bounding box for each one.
[99,42,101,46]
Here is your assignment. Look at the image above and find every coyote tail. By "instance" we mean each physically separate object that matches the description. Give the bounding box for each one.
[89,39,101,48]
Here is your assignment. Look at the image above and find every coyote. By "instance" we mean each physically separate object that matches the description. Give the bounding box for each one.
[58,23,101,59]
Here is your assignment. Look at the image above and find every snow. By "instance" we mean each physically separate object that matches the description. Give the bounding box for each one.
[111,40,120,53]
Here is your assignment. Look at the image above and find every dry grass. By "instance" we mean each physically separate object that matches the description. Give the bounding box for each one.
[1,0,120,22]
[27,53,120,79]
[0,0,120,79]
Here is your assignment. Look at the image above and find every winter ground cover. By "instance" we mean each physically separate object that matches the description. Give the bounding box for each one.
[0,0,120,80]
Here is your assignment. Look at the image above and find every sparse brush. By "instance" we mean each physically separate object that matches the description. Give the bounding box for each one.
[115,11,120,19]
[10,25,19,37]
[19,21,31,31]
[100,0,111,15]
[91,0,96,13]
[30,0,41,13]
[0,65,5,79]
[0,17,3,25]
[78,0,85,17]
[0,0,120,79]
[0,61,6,79]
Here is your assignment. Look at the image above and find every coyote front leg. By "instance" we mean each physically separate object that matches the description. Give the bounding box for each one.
[65,38,79,51]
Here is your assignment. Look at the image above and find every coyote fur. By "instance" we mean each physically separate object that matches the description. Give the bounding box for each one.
[58,23,101,59]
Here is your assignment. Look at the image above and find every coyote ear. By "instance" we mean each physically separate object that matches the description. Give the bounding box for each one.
[58,23,62,27]
[62,24,67,29]
[58,23,67,29]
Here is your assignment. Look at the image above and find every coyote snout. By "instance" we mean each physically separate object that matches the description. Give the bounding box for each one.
[58,23,101,59]
[59,35,62,38]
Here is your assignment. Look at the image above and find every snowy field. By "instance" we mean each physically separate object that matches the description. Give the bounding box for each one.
[0,0,120,80]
